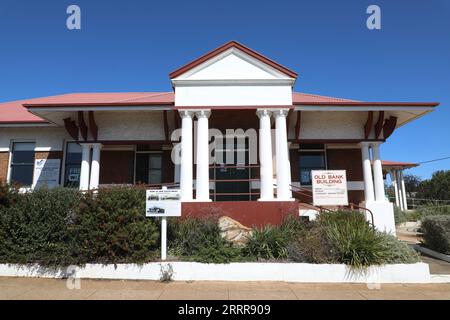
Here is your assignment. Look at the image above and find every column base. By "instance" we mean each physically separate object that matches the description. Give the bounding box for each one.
[364,201,396,236]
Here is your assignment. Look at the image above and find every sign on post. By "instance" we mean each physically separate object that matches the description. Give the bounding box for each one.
[145,189,182,217]
[146,188,181,261]
[311,170,348,206]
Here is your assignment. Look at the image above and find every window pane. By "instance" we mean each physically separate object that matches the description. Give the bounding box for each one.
[300,154,325,167]
[64,165,81,188]
[67,143,82,153]
[64,143,82,187]
[11,165,34,186]
[135,153,150,184]
[149,154,162,169]
[149,170,162,184]
[12,142,35,164]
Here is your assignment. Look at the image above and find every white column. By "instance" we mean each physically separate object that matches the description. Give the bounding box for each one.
[89,143,102,190]
[79,144,91,191]
[372,143,386,202]
[274,109,292,200]
[400,170,408,210]
[390,170,400,208]
[396,170,404,211]
[180,110,194,201]
[257,109,274,201]
[360,142,375,203]
[195,110,211,201]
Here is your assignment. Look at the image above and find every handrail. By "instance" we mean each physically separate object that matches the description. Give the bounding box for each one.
[287,184,375,229]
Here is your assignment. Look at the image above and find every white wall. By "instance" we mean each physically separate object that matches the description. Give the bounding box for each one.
[95,111,166,141]
[0,127,69,151]
[175,85,293,106]
[288,111,367,140]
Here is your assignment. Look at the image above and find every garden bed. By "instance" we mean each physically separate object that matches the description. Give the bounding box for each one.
[0,262,431,283]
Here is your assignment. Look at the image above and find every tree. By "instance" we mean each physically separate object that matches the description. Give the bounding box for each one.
[417,170,450,201]
[403,174,422,197]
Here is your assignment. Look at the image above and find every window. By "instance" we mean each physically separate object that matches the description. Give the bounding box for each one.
[299,145,326,185]
[64,143,82,188]
[10,142,35,186]
[135,153,162,184]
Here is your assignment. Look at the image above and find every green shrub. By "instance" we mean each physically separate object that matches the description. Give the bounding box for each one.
[287,222,338,263]
[380,234,420,264]
[421,215,450,254]
[318,211,389,268]
[74,187,159,264]
[0,188,81,267]
[416,205,450,219]
[0,183,19,209]
[168,217,244,263]
[243,225,289,260]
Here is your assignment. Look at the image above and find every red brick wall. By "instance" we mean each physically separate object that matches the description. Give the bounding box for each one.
[182,200,299,228]
[99,151,134,184]
[289,149,299,182]
[326,148,364,204]
[0,152,9,183]
[162,149,174,183]
[326,149,363,181]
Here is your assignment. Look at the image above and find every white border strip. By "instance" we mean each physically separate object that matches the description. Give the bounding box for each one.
[0,262,432,283]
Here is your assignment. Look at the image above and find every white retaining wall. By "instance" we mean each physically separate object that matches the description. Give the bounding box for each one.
[0,262,432,283]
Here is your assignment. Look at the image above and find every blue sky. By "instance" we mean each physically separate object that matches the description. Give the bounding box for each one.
[0,0,449,179]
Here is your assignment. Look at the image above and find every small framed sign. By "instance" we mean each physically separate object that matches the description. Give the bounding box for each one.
[145,189,182,217]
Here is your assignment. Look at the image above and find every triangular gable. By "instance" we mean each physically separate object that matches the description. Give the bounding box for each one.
[169,41,298,80]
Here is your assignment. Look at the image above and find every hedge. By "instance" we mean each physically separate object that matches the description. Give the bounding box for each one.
[0,187,159,267]
[0,186,421,267]
[421,215,450,255]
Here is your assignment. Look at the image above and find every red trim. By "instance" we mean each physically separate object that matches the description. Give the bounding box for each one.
[163,110,169,142]
[295,111,301,140]
[169,41,298,79]
[293,101,439,107]
[25,102,173,107]
[88,111,98,141]
[78,111,88,141]
[382,116,397,140]
[63,118,79,141]
[364,111,373,139]
[374,111,384,139]
[289,139,384,143]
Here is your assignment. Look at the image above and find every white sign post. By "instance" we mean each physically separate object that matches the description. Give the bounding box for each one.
[146,187,181,261]
[311,170,348,206]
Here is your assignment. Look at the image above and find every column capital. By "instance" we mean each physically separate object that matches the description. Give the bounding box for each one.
[370,141,382,148]
[256,109,272,118]
[359,141,371,148]
[273,109,290,118]
[179,110,194,118]
[194,110,211,119]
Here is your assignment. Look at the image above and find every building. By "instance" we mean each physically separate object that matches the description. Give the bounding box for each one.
[0,41,439,233]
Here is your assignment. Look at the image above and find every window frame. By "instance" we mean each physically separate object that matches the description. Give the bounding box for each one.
[134,150,164,185]
[8,140,36,187]
[63,141,83,188]
[298,146,328,186]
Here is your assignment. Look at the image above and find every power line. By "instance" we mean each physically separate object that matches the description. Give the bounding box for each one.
[418,156,450,164]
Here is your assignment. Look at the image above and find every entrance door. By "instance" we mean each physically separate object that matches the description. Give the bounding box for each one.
[213,137,251,201]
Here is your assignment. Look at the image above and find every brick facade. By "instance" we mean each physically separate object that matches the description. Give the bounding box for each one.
[0,152,9,183]
[99,150,134,184]
[326,148,364,204]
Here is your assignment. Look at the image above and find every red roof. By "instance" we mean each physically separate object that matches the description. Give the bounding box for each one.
[169,41,298,79]
[0,91,439,124]
[0,99,47,124]
[381,160,419,168]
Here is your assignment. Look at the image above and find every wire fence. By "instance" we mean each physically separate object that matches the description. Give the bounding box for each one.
[388,197,450,210]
